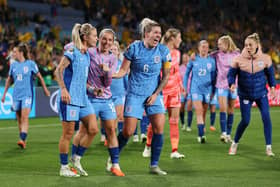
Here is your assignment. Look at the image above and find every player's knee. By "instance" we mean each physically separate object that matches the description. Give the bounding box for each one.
[169,117,179,124]
[20,115,29,124]
[220,106,227,112]
[63,129,75,140]
[106,126,116,136]
[122,128,134,137]
[87,126,99,136]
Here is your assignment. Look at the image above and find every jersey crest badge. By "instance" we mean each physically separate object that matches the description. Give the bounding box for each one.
[258,61,264,68]
[23,66,29,74]
[207,63,212,70]
[154,55,161,64]
[166,53,172,61]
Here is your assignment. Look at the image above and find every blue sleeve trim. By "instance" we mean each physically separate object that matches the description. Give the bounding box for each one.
[227,67,238,86]
[64,55,72,63]
[123,53,133,61]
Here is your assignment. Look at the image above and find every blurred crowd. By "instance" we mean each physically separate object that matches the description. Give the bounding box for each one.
[1,0,280,85]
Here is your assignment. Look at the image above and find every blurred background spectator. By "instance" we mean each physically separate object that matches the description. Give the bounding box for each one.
[1,0,280,86]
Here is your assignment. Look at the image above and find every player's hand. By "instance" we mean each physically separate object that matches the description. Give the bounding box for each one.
[230,84,236,93]
[1,95,5,103]
[100,64,110,72]
[146,93,158,105]
[94,88,104,96]
[112,73,117,78]
[270,87,276,100]
[61,88,71,104]
[44,89,50,97]
[181,87,185,95]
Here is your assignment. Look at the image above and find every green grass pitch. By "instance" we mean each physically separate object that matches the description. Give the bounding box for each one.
[0,108,280,187]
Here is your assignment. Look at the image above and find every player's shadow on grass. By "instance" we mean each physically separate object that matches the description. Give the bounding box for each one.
[233,144,279,171]
[1,147,25,157]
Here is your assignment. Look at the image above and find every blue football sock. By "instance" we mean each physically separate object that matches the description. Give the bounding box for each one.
[227,114,234,135]
[20,132,27,141]
[210,112,216,126]
[71,144,78,157]
[220,112,227,133]
[197,124,204,137]
[101,127,106,136]
[187,111,193,127]
[60,153,68,165]
[180,111,185,126]
[140,116,149,134]
[76,146,87,157]
[151,133,163,166]
[74,121,80,131]
[108,147,119,164]
[118,132,129,153]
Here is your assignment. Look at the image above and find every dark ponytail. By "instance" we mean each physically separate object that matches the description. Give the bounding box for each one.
[17,43,30,60]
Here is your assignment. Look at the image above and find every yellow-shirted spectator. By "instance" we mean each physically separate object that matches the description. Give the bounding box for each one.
[0,0,7,8]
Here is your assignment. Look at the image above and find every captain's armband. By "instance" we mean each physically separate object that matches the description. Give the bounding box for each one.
[164,61,171,69]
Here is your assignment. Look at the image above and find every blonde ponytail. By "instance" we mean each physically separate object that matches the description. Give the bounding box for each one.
[71,23,96,50]
[246,33,261,45]
[161,28,180,45]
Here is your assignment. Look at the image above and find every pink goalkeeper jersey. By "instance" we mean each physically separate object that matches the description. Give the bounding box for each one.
[162,49,182,95]
[87,47,118,99]
[212,51,239,89]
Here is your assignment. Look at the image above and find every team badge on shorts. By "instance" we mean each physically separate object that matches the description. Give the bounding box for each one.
[70,110,77,118]
[192,93,198,99]
[154,56,161,64]
[25,98,32,105]
[125,106,132,113]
